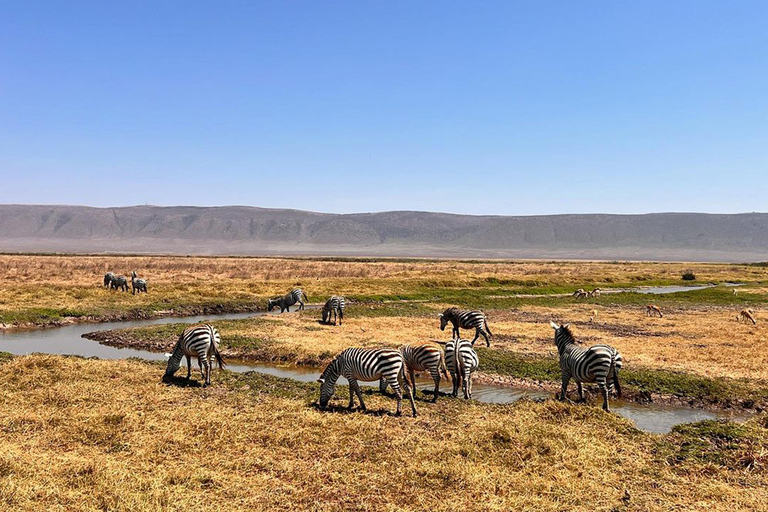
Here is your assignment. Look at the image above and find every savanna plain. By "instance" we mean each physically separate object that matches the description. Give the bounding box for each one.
[1,254,767,511]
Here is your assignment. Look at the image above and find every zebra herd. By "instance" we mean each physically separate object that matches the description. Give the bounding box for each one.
[160,287,626,415]
[103,271,148,295]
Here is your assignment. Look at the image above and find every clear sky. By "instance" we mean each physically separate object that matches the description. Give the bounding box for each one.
[1,1,766,215]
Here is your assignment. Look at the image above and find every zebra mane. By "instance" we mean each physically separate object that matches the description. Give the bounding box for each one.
[556,324,577,346]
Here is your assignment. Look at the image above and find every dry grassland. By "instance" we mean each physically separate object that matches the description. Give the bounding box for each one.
[1,355,766,512]
[0,254,764,327]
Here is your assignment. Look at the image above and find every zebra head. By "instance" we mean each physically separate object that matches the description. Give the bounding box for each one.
[321,308,328,324]
[317,357,342,408]
[267,298,278,311]
[550,321,574,350]
[439,313,448,331]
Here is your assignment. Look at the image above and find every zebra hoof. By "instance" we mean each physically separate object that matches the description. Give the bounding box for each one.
[395,411,402,417]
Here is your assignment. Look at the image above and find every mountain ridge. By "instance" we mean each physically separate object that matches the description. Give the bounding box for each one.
[0,204,766,262]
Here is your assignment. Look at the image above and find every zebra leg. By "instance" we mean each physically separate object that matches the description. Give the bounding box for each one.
[298,300,304,311]
[379,377,388,394]
[409,368,417,399]
[431,369,440,403]
[598,380,610,411]
[560,374,571,402]
[470,331,480,346]
[338,309,343,325]
[185,355,192,379]
[468,372,474,399]
[577,382,584,402]
[451,370,459,398]
[481,330,490,347]
[462,369,471,399]
[403,375,418,417]
[351,379,366,411]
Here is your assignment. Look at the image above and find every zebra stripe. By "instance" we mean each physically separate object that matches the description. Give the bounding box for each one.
[110,275,129,292]
[550,321,622,411]
[317,347,418,417]
[380,341,449,403]
[163,324,225,386]
[445,339,479,399]
[322,296,346,325]
[268,288,308,313]
[103,272,116,288]
[131,271,148,295]
[439,307,492,347]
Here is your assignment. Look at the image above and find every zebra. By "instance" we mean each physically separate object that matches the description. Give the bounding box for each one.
[103,272,116,288]
[317,348,418,417]
[162,324,225,386]
[131,271,148,295]
[572,289,587,299]
[110,275,129,292]
[646,305,663,318]
[322,296,346,325]
[439,307,492,347]
[444,339,479,399]
[550,321,622,411]
[268,288,308,313]
[379,341,449,403]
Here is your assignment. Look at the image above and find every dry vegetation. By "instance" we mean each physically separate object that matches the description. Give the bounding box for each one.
[0,254,764,327]
[1,355,766,512]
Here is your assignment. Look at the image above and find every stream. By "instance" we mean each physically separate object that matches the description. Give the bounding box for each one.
[0,285,750,434]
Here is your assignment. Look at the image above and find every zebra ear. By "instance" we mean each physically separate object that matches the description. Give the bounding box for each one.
[317,378,324,383]
[438,313,443,318]
[549,321,559,330]
[563,323,570,329]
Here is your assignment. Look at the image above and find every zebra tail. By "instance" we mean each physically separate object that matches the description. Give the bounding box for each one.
[212,340,226,369]
[611,355,622,399]
[439,350,449,380]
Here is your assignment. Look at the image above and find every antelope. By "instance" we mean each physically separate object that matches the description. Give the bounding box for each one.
[737,309,757,325]
[645,305,663,318]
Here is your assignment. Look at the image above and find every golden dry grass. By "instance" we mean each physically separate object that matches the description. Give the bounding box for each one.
[0,254,764,327]
[1,355,766,512]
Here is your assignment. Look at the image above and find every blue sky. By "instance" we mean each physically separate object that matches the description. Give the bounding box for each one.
[1,1,766,215]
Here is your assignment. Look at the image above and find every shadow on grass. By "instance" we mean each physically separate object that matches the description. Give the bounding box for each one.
[310,402,396,417]
[161,375,204,388]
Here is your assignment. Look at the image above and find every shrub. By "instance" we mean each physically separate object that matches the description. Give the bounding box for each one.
[682,271,696,281]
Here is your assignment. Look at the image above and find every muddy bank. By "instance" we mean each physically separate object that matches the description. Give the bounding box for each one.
[1,303,264,331]
[83,326,765,413]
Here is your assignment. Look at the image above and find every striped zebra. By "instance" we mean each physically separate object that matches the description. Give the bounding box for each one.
[379,341,449,403]
[439,307,492,347]
[445,339,479,399]
[131,271,148,295]
[550,321,622,411]
[162,324,225,386]
[317,348,418,417]
[268,288,308,313]
[322,296,346,325]
[103,272,116,288]
[110,275,129,292]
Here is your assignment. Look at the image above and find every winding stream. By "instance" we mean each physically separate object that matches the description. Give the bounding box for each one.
[0,285,750,434]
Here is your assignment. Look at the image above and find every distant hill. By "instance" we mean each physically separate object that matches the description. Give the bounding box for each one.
[0,204,767,262]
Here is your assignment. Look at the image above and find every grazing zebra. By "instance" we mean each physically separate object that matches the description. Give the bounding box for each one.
[737,309,757,325]
[587,288,602,298]
[380,341,449,403]
[444,339,479,399]
[103,272,116,288]
[131,271,148,295]
[268,288,308,313]
[317,348,418,417]
[322,296,346,325]
[573,289,587,299]
[550,321,622,411]
[110,275,129,292]
[162,324,225,386]
[646,305,663,318]
[439,307,492,347]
